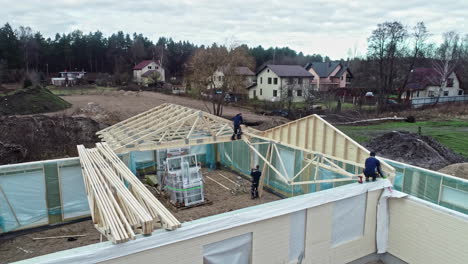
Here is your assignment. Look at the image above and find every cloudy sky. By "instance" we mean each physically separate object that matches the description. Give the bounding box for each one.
[1,0,467,59]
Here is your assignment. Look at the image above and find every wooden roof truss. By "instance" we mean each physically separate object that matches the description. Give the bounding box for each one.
[98,104,235,153]
[244,137,362,188]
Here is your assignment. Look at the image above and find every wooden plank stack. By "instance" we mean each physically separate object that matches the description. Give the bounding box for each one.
[77,143,180,244]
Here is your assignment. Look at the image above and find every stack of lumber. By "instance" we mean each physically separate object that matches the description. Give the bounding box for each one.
[77,143,180,244]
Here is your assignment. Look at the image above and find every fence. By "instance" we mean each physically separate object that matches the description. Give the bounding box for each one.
[411,95,468,107]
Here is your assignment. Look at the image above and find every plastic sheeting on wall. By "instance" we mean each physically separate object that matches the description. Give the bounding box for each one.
[289,210,306,263]
[376,188,407,253]
[331,193,366,247]
[0,169,48,232]
[203,233,252,264]
[384,158,468,214]
[59,165,90,220]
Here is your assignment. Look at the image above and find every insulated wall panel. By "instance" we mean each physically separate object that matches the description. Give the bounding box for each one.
[59,165,90,220]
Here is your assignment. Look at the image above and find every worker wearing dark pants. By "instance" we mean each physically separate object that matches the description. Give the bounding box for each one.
[364,152,385,182]
[250,165,262,199]
[231,113,244,140]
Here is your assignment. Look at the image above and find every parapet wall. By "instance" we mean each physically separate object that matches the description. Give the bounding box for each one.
[388,196,468,264]
[15,181,389,264]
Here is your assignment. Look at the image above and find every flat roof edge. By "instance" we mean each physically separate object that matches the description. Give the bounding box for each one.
[14,180,392,264]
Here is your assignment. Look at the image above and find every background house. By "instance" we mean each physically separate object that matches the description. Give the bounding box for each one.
[248,65,313,102]
[406,68,464,99]
[133,60,165,84]
[51,71,86,86]
[305,62,352,91]
[208,66,255,96]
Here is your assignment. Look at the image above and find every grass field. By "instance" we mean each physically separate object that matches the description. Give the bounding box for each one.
[338,120,468,158]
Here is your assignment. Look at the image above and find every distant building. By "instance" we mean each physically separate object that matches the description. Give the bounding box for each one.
[406,68,464,99]
[133,60,165,84]
[208,66,256,95]
[51,71,86,86]
[305,62,353,91]
[247,65,314,102]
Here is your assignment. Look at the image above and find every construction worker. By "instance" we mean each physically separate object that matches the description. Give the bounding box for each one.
[250,165,262,199]
[231,113,244,140]
[364,151,385,182]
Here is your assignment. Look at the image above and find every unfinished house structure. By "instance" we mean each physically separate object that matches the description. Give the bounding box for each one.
[0,104,467,264]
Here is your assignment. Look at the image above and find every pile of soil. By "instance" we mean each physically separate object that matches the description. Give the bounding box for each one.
[365,131,466,170]
[0,115,106,165]
[0,85,71,115]
[72,102,121,125]
[438,163,468,180]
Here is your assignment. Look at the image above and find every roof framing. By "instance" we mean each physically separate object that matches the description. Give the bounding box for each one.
[257,114,395,176]
[98,104,236,153]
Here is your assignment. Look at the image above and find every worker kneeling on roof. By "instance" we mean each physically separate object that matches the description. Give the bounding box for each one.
[364,151,386,182]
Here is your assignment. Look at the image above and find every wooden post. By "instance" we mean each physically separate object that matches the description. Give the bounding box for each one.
[258,145,272,198]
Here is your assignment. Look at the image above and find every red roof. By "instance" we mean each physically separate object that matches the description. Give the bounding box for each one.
[133,60,157,70]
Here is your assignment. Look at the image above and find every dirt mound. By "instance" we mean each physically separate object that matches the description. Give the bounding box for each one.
[72,102,121,125]
[0,115,106,165]
[438,163,468,180]
[365,131,466,170]
[0,85,71,115]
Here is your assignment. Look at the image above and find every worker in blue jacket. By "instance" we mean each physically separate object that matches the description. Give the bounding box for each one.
[364,152,386,182]
[231,113,244,140]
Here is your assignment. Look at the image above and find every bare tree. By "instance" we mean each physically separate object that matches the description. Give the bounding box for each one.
[367,21,408,111]
[17,26,36,73]
[431,32,462,104]
[398,22,430,100]
[187,44,255,116]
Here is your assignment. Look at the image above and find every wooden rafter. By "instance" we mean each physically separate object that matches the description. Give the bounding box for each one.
[259,114,395,178]
[97,104,235,153]
[77,143,181,244]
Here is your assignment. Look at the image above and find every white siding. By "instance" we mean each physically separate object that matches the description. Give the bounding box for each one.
[97,190,383,264]
[388,197,468,264]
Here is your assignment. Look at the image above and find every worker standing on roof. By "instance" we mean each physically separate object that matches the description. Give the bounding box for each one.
[231,113,244,140]
[250,165,262,199]
[364,152,386,182]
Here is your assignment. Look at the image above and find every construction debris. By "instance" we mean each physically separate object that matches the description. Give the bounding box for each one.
[32,235,87,240]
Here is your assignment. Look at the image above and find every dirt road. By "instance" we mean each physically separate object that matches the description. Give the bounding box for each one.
[52,91,286,128]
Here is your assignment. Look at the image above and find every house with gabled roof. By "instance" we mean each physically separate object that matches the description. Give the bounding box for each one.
[133,60,165,84]
[208,66,256,96]
[247,64,314,101]
[405,67,464,99]
[305,62,353,91]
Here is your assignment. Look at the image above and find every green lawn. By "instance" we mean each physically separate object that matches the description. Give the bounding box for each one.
[337,120,468,158]
[47,85,118,96]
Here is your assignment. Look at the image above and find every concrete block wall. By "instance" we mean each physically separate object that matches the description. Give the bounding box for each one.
[387,197,468,264]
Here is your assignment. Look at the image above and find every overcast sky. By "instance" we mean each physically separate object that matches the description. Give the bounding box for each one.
[1,0,467,59]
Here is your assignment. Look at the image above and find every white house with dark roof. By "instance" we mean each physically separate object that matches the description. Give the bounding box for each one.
[405,67,463,99]
[133,60,165,84]
[247,65,314,102]
[305,62,352,91]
